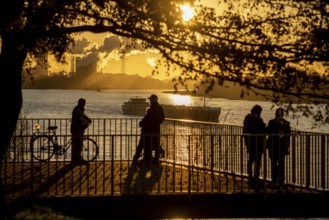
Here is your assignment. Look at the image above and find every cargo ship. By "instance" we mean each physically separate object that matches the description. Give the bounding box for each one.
[122,97,221,122]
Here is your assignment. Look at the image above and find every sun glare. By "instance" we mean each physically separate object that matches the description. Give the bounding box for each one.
[170,94,191,105]
[180,4,195,21]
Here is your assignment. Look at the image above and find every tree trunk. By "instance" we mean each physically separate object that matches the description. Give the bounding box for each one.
[0,32,26,217]
[0,33,26,166]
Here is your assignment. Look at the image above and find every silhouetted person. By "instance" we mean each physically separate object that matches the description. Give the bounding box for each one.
[133,94,165,165]
[70,98,92,164]
[266,108,291,188]
[243,104,266,189]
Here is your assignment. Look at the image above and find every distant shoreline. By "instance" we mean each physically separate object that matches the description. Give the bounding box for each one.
[162,90,269,102]
[23,86,269,102]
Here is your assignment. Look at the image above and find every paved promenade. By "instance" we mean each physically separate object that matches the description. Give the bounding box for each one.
[2,161,329,219]
[3,161,247,198]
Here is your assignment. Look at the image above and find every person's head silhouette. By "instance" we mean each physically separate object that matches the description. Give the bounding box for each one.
[251,104,262,117]
[275,108,284,119]
[148,94,158,104]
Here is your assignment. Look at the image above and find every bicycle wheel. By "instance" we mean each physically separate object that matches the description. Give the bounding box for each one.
[30,135,55,161]
[80,137,99,162]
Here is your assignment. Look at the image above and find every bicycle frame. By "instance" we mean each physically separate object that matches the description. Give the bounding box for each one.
[31,125,99,162]
[51,135,72,155]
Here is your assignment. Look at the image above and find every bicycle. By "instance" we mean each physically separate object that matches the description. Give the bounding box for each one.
[30,125,99,162]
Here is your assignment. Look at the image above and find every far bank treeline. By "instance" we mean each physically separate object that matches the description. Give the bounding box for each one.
[23,72,268,101]
[23,73,174,90]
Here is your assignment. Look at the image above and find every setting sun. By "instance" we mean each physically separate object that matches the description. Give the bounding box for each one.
[180,4,195,21]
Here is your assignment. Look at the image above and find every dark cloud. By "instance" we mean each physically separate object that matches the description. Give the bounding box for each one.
[76,52,99,67]
[99,36,121,52]
[71,38,90,54]
[70,35,148,73]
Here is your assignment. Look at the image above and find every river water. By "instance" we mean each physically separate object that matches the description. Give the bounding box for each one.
[22,89,328,133]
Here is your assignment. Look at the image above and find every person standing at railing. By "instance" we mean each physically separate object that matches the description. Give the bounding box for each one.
[70,98,92,165]
[132,94,165,165]
[243,104,266,190]
[266,108,291,189]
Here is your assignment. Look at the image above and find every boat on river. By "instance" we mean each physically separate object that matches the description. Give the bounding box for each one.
[122,96,221,122]
[122,97,150,116]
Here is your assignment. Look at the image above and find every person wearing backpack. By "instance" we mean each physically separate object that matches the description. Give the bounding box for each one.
[70,98,92,165]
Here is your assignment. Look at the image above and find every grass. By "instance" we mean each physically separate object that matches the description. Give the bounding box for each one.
[5,204,81,220]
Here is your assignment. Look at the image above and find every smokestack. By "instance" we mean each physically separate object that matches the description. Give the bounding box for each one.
[70,55,76,77]
[121,54,126,74]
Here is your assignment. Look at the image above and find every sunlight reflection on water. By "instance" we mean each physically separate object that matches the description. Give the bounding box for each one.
[22,89,329,133]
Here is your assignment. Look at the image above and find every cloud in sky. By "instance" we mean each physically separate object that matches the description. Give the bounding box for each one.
[97,35,121,53]
[45,0,218,79]
[70,38,90,54]
[54,34,159,76]
[51,0,219,78]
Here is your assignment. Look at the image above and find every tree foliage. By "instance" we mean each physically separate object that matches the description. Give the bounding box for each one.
[0,0,329,168]
[152,0,329,124]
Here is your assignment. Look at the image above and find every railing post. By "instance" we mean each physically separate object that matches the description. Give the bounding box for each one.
[239,134,244,181]
[291,132,297,184]
[306,135,311,188]
[263,136,268,187]
[111,135,114,196]
[321,135,326,189]
[210,134,214,172]
[188,135,191,201]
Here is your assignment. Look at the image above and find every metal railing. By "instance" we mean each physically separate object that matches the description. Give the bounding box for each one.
[2,118,328,199]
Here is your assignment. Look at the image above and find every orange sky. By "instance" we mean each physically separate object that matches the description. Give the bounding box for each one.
[48,0,219,80]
